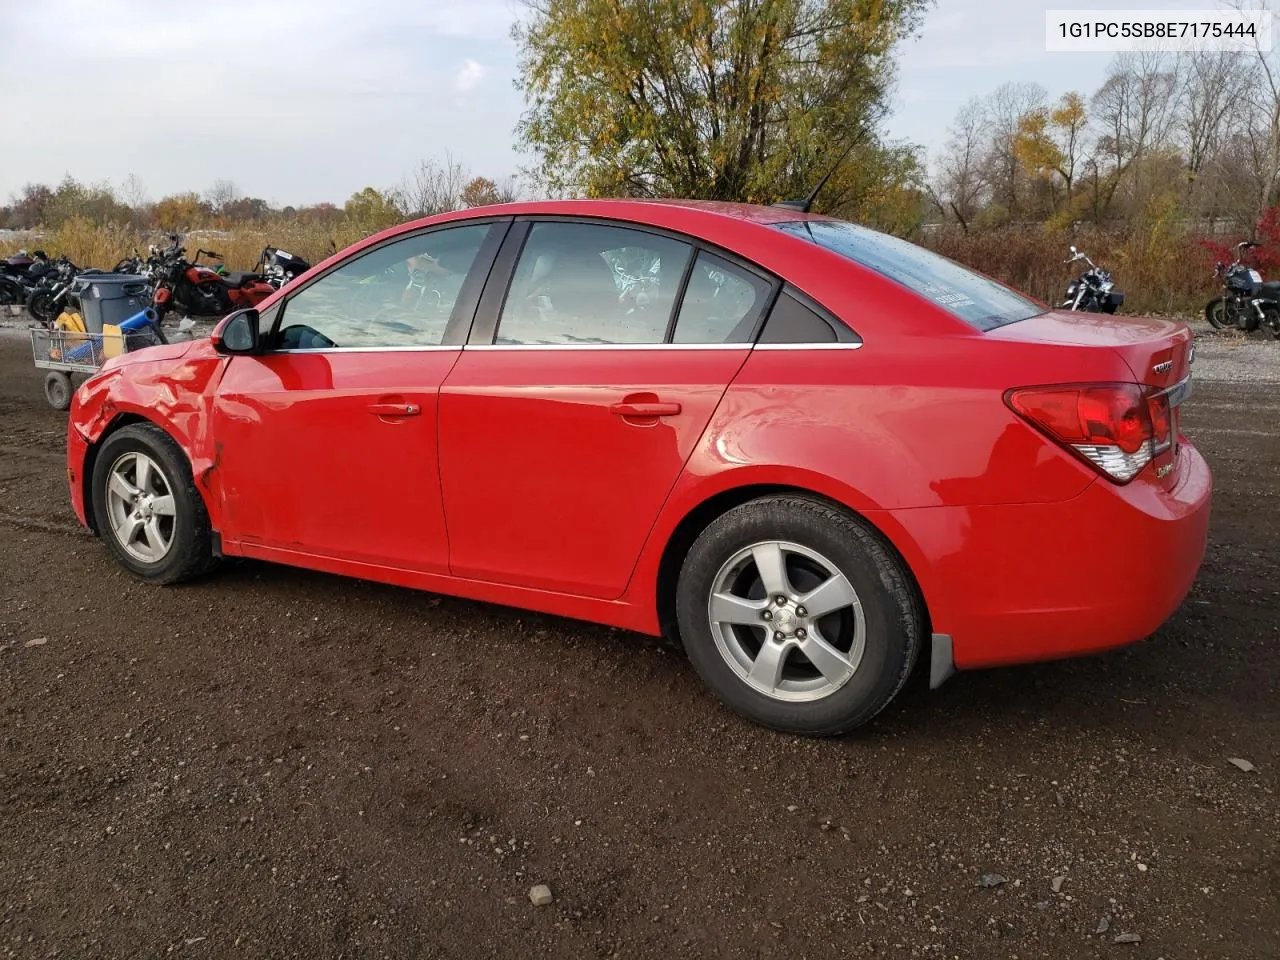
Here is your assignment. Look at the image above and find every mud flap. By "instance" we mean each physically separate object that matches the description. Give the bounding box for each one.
[929,633,956,689]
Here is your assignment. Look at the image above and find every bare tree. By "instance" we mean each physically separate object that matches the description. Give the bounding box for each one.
[977,82,1047,219]
[1228,0,1280,217]
[401,152,471,217]
[928,96,990,231]
[1180,52,1251,183]
[1091,52,1181,215]
[119,174,150,210]
[204,179,241,215]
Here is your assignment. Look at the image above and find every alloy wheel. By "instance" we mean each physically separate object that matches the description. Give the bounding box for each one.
[105,451,177,563]
[707,540,866,702]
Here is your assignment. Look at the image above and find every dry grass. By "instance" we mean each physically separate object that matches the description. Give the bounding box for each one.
[923,223,1214,317]
[0,218,377,272]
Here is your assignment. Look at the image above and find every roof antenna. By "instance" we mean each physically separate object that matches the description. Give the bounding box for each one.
[773,130,866,213]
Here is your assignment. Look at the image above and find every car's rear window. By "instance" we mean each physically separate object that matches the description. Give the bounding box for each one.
[775,219,1046,332]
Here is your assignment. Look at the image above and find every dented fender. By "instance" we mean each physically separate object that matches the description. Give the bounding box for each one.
[71,338,231,522]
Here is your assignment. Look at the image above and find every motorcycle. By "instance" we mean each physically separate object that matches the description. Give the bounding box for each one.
[149,236,274,321]
[0,249,47,307]
[1061,245,1123,313]
[25,255,90,326]
[254,245,311,289]
[1205,240,1280,338]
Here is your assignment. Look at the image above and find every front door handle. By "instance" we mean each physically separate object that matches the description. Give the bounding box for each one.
[609,401,682,418]
[368,402,421,417]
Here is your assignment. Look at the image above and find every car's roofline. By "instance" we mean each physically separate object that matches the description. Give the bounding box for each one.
[397,197,832,231]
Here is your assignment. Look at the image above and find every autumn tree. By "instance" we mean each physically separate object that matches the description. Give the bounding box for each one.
[343,187,404,230]
[6,183,53,228]
[153,192,212,231]
[1012,92,1087,217]
[460,176,503,207]
[513,0,932,215]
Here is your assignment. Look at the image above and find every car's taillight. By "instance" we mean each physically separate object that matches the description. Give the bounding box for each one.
[1005,383,1171,483]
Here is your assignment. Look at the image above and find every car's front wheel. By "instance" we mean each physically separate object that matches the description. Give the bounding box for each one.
[90,424,218,584]
[676,495,923,736]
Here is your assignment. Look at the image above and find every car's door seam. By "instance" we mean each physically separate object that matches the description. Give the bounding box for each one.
[613,347,756,599]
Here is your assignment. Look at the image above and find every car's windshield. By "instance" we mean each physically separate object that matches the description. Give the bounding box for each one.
[775,219,1046,332]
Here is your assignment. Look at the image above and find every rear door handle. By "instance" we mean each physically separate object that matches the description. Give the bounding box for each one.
[609,401,682,418]
[368,402,421,417]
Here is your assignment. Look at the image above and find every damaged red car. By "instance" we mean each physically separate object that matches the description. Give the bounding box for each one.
[66,199,1211,736]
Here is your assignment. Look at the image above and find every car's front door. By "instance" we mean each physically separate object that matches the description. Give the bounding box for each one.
[438,219,777,599]
[211,220,507,573]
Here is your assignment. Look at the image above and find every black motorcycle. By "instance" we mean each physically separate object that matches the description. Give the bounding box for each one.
[0,249,47,307]
[1206,240,1280,338]
[24,256,113,326]
[255,245,311,289]
[1061,245,1123,313]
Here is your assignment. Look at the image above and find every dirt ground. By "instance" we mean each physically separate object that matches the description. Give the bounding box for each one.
[0,327,1276,960]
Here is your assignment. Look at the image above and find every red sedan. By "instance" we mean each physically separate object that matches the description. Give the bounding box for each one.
[65,200,1211,735]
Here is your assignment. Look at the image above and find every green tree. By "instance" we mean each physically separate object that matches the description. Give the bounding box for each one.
[514,0,932,215]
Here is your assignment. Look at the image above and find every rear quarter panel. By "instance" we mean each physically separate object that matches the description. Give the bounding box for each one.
[623,325,1138,635]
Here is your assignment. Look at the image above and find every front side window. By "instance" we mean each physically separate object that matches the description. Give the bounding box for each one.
[775,219,1045,332]
[274,224,493,350]
[496,221,693,345]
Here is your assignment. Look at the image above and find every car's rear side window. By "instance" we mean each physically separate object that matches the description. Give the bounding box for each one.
[775,219,1044,332]
[758,287,856,343]
[670,251,772,344]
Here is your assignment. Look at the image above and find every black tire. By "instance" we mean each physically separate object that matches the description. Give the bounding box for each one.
[0,277,24,306]
[1205,298,1227,329]
[90,423,219,584]
[43,371,72,410]
[675,495,923,737]
[27,290,60,325]
[1264,305,1280,340]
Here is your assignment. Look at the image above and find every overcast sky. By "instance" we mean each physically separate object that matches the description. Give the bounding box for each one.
[0,0,1253,208]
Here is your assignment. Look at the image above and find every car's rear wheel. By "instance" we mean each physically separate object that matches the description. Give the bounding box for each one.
[90,424,218,584]
[675,495,923,737]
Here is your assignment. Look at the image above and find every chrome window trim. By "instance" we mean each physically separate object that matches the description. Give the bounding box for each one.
[753,342,865,351]
[270,345,461,354]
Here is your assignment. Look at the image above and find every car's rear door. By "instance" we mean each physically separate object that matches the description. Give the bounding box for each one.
[437,218,777,599]
[210,220,508,573]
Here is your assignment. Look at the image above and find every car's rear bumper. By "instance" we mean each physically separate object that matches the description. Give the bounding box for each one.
[67,419,90,529]
[892,440,1212,672]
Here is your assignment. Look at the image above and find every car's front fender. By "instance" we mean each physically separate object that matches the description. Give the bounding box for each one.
[71,339,229,523]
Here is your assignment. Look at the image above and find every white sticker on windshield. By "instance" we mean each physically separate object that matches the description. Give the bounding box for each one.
[935,292,975,307]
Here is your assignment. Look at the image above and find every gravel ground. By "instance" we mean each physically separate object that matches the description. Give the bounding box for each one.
[1182,320,1280,383]
[0,316,1277,958]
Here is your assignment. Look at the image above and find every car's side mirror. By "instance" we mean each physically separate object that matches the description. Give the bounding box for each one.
[211,308,261,355]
